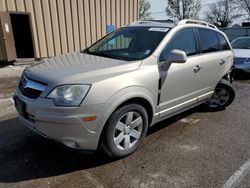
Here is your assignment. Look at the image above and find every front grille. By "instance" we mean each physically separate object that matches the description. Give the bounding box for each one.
[19,75,47,99]
[19,85,42,99]
[234,58,247,64]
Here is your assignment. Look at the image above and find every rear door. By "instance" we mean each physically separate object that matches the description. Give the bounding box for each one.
[196,28,233,102]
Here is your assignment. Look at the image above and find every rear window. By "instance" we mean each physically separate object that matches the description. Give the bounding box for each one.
[198,29,220,53]
[217,33,231,50]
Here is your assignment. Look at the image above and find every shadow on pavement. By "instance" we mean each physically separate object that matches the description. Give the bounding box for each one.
[0,62,14,68]
[0,105,213,183]
[234,71,250,80]
[0,118,114,183]
[147,106,205,136]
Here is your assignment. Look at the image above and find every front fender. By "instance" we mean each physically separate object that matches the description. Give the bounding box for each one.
[95,85,157,137]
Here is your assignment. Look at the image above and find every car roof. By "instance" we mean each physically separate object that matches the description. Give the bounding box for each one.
[128,19,218,30]
[128,20,176,28]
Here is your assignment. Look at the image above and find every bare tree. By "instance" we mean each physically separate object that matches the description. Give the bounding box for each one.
[205,0,241,27]
[139,0,153,20]
[166,0,201,20]
[237,0,250,20]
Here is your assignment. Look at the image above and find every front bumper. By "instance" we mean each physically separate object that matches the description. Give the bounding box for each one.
[14,92,105,150]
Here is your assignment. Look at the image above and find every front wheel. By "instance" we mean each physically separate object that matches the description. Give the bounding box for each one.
[100,103,148,158]
[206,80,235,110]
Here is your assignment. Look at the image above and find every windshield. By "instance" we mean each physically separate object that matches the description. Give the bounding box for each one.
[85,27,169,61]
[231,38,250,49]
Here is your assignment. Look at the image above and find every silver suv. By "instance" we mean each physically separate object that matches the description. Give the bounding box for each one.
[14,20,235,158]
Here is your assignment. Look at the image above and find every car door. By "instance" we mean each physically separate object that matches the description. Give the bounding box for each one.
[158,28,203,119]
[195,28,233,102]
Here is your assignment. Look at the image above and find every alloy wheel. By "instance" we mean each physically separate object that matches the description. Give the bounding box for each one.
[208,88,230,108]
[113,111,143,150]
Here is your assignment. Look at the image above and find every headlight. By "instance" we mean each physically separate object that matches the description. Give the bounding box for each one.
[47,85,91,106]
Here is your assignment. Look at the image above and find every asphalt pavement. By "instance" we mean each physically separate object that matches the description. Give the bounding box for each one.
[0,76,249,188]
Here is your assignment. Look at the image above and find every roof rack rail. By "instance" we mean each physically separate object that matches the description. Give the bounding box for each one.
[129,20,152,25]
[178,19,218,29]
[147,19,174,23]
[128,20,176,27]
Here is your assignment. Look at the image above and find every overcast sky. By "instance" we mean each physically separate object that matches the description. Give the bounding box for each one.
[148,0,218,20]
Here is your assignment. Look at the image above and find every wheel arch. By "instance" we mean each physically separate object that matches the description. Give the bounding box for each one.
[95,85,157,149]
[111,97,154,126]
[97,95,155,149]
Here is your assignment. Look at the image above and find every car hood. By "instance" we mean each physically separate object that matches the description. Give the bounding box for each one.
[25,52,141,85]
[233,49,250,58]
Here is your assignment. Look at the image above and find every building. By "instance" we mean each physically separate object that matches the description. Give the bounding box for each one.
[221,26,250,41]
[0,0,139,62]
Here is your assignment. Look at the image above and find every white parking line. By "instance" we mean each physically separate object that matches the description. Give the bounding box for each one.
[10,98,14,104]
[222,160,250,188]
[8,65,18,71]
[0,98,14,104]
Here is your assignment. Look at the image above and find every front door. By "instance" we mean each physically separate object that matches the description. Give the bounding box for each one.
[0,12,16,61]
[158,28,203,118]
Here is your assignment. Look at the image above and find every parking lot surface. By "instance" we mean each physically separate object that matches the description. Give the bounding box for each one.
[0,78,249,188]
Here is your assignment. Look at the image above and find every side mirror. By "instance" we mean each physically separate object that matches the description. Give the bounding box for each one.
[162,49,187,71]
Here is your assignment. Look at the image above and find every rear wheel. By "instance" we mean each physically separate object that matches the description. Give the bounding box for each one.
[206,80,235,110]
[100,104,148,158]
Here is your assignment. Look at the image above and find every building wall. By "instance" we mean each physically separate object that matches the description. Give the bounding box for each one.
[0,0,139,58]
[221,27,250,41]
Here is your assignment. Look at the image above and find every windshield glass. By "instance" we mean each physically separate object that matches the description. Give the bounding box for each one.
[85,27,169,61]
[231,38,250,49]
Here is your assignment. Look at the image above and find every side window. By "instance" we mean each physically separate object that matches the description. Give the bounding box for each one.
[198,29,220,53]
[217,33,231,50]
[160,28,197,61]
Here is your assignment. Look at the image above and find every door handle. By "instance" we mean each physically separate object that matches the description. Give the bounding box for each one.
[219,59,226,65]
[193,65,201,73]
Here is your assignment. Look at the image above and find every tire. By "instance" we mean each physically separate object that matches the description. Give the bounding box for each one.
[100,103,148,158]
[206,80,235,110]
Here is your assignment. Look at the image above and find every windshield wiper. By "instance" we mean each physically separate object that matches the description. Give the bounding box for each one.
[92,52,115,58]
[81,50,138,61]
[86,51,126,60]
[80,47,90,54]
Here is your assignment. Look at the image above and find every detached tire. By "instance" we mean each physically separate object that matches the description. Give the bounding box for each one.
[100,103,148,158]
[206,80,235,110]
